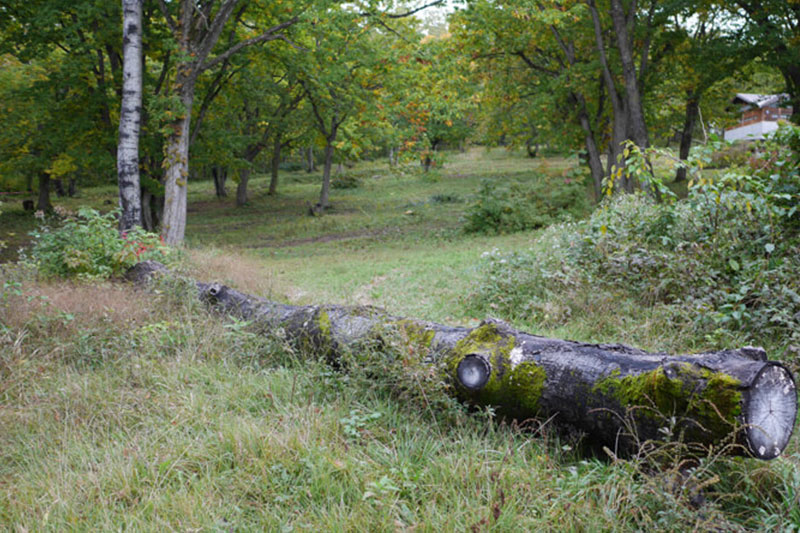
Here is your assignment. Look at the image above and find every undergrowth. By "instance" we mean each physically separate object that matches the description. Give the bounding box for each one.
[462,165,589,234]
[469,126,800,361]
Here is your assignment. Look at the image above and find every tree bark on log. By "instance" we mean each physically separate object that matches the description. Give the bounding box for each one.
[128,261,798,460]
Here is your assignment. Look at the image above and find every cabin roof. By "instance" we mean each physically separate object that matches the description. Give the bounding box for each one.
[732,93,789,109]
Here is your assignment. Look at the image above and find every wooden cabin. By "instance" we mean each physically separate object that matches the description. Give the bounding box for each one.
[724,93,792,141]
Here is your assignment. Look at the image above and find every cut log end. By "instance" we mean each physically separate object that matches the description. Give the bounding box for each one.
[457,354,491,390]
[744,364,797,460]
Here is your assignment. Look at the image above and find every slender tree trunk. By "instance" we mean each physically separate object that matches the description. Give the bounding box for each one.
[588,0,631,193]
[318,139,335,211]
[306,145,315,173]
[142,190,153,231]
[236,167,251,207]
[780,63,800,124]
[609,0,649,151]
[68,178,77,197]
[269,137,281,195]
[52,178,66,197]
[609,101,633,193]
[676,95,700,182]
[574,93,604,199]
[37,172,51,212]
[526,139,538,158]
[117,0,143,232]
[213,166,227,198]
[161,79,195,244]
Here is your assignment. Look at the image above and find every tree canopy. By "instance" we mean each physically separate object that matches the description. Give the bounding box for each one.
[0,0,795,238]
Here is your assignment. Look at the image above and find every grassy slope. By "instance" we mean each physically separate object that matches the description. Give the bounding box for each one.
[1,149,798,531]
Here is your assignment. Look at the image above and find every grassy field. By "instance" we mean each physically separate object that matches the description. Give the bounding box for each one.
[1,148,799,531]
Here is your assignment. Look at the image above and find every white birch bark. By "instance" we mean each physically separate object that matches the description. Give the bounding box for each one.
[117,0,143,231]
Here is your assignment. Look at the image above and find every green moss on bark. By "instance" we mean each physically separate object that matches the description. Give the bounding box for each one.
[593,364,742,436]
[444,323,547,417]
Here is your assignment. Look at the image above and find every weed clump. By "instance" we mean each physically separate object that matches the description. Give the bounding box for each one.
[331,174,362,189]
[462,171,588,234]
[25,208,173,280]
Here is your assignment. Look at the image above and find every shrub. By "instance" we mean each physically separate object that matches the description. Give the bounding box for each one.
[707,141,753,169]
[463,174,588,234]
[331,174,362,189]
[27,208,171,280]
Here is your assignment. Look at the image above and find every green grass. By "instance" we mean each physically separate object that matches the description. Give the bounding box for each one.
[1,147,799,530]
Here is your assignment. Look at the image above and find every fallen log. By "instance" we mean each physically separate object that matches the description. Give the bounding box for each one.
[128,261,797,460]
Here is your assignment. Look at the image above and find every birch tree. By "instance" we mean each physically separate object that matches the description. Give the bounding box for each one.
[117,0,143,231]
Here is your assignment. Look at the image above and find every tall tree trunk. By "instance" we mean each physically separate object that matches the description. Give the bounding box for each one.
[268,137,281,195]
[588,0,632,194]
[780,63,800,124]
[306,145,315,173]
[574,93,605,199]
[609,0,649,151]
[318,139,335,211]
[236,167,251,207]
[37,172,51,212]
[142,189,154,231]
[161,79,195,244]
[117,0,143,232]
[609,101,633,193]
[68,178,77,197]
[676,95,700,182]
[212,166,227,198]
[52,178,66,197]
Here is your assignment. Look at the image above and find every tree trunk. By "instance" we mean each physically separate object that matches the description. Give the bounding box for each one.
[574,93,605,200]
[117,0,143,232]
[315,138,335,213]
[128,261,799,460]
[236,167,251,207]
[609,0,649,151]
[68,178,77,197]
[142,189,154,231]
[52,178,66,197]
[269,137,281,195]
[526,139,538,158]
[37,172,52,212]
[306,145,315,173]
[212,166,227,198]
[782,63,800,124]
[676,95,700,182]
[587,0,632,194]
[161,77,195,245]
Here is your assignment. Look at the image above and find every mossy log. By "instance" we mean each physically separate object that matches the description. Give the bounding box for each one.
[129,261,798,460]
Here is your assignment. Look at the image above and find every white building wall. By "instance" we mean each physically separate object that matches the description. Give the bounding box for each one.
[724,121,780,141]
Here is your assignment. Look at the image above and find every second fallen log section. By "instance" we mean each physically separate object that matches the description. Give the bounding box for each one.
[130,261,798,460]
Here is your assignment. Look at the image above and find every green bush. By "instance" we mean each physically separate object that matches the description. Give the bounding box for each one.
[707,141,753,169]
[463,174,588,234]
[27,208,171,279]
[331,174,362,189]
